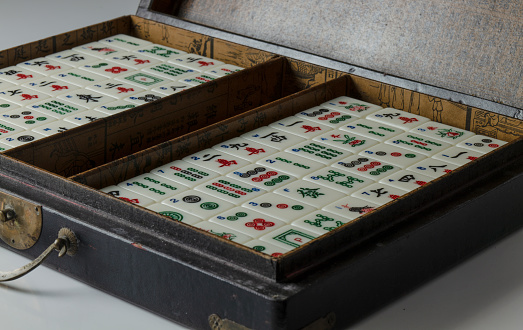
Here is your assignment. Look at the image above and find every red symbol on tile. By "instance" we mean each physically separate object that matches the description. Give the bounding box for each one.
[302,125,321,133]
[89,46,115,53]
[411,140,427,146]
[446,131,460,137]
[117,87,134,93]
[197,61,214,67]
[444,169,452,173]
[415,181,427,186]
[105,66,128,74]
[120,197,140,204]
[23,116,34,120]
[350,105,366,112]
[488,144,499,148]
[16,74,33,80]
[331,134,340,138]
[389,194,400,200]
[276,204,288,209]
[51,85,68,91]
[245,147,265,155]
[134,59,150,65]
[338,101,347,105]
[399,116,418,124]
[294,238,303,242]
[391,152,402,157]
[349,140,362,146]
[44,65,61,71]
[21,94,38,101]
[216,159,238,167]
[271,253,283,257]
[467,156,478,161]
[245,218,275,231]
[370,161,381,166]
[427,126,437,130]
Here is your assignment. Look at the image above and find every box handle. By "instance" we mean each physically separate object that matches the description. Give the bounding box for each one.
[0,228,78,282]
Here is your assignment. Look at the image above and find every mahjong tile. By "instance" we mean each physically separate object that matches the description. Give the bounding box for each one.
[303,167,373,194]
[183,148,251,175]
[28,99,87,119]
[47,50,101,67]
[0,81,16,91]
[210,207,286,238]
[359,144,427,168]
[242,239,292,257]
[241,126,306,150]
[273,180,346,208]
[117,173,187,202]
[150,81,193,96]
[339,118,405,142]
[456,135,508,154]
[384,132,453,156]
[0,66,46,85]
[134,44,187,61]
[406,158,459,179]
[322,96,382,118]
[351,182,409,206]
[1,108,56,129]
[367,108,430,130]
[226,164,296,191]
[242,194,317,223]
[212,137,279,162]
[124,91,165,105]
[17,57,73,75]
[294,105,357,128]
[194,177,266,204]
[62,109,109,125]
[378,170,434,192]
[52,70,108,87]
[161,190,235,219]
[145,203,202,225]
[141,63,197,81]
[259,225,318,250]
[108,51,162,68]
[194,221,251,244]
[57,89,117,109]
[410,121,475,144]
[22,78,80,96]
[0,121,24,138]
[331,154,402,180]
[99,34,152,51]
[205,64,244,77]
[269,116,332,138]
[100,185,155,207]
[178,72,217,86]
[150,160,220,188]
[292,210,353,236]
[322,196,379,219]
[168,54,225,72]
[85,81,145,99]
[32,120,80,136]
[0,86,49,106]
[0,142,12,152]
[313,129,380,153]
[73,42,126,57]
[432,146,484,166]
[115,71,167,88]
[0,99,20,113]
[79,60,137,78]
[94,100,138,115]
[284,140,351,165]
[1,131,46,148]
[256,152,324,178]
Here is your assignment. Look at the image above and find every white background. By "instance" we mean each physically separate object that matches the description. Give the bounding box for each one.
[1,1,523,329]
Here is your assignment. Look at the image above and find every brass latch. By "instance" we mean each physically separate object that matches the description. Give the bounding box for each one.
[0,191,42,250]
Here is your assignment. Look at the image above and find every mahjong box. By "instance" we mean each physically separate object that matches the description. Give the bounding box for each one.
[0,0,521,329]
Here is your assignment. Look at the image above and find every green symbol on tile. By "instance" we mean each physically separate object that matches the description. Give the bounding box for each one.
[291,205,304,210]
[124,73,163,86]
[210,230,236,241]
[273,229,316,248]
[324,221,345,231]
[236,212,248,217]
[297,187,324,199]
[405,154,416,158]
[0,104,10,108]
[227,216,239,221]
[201,202,219,210]
[333,135,366,147]
[252,245,266,252]
[304,214,334,228]
[92,63,109,69]
[437,128,464,139]
[36,117,46,121]
[25,120,36,124]
[159,211,184,221]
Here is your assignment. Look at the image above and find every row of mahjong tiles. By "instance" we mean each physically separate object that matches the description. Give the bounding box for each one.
[100,96,508,257]
[0,34,243,152]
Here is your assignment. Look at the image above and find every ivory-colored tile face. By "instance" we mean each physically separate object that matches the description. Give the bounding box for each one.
[183,148,251,175]
[178,72,217,86]
[384,132,453,156]
[141,63,197,81]
[134,44,187,61]
[285,140,352,165]
[73,42,127,58]
[47,50,102,67]
[99,34,153,51]
[117,173,188,202]
[367,108,430,130]
[1,130,46,147]
[79,60,136,78]
[432,146,484,166]
[359,144,427,168]
[0,121,26,138]
[313,129,381,153]
[303,167,374,194]
[150,160,221,188]
[0,66,46,85]
[209,207,286,238]
[151,81,193,96]
[273,180,347,209]
[331,154,402,180]
[256,152,325,178]
[23,78,80,96]
[168,54,225,71]
[242,126,306,150]
[107,52,162,68]
[322,196,380,219]
[62,109,109,125]
[351,182,409,206]
[93,100,138,115]
[241,239,293,257]
[124,91,165,105]
[242,194,317,223]
[1,108,56,130]
[410,121,475,144]
[17,57,74,76]
[0,86,50,106]
[100,185,155,207]
[205,64,244,78]
[0,99,20,113]
[339,118,405,142]
[115,71,167,88]
[31,120,80,136]
[194,176,266,204]
[52,70,108,87]
[29,99,87,118]
[161,191,235,219]
[226,164,297,191]
[213,137,279,162]
[145,203,202,225]
[294,105,358,128]
[378,170,434,192]
[194,221,252,244]
[456,135,508,154]
[269,116,333,138]
[57,89,118,109]
[291,210,353,235]
[406,158,459,179]
[322,96,383,118]
[85,81,145,99]
[259,225,319,250]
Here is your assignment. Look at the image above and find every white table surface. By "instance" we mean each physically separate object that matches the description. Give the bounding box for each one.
[1,1,523,329]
